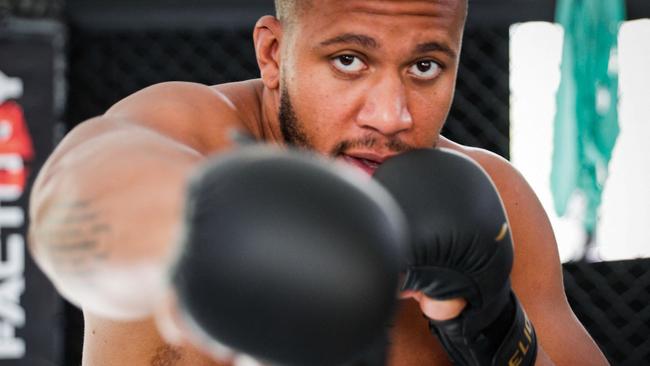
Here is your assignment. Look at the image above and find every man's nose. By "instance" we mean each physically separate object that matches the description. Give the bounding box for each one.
[356,74,413,136]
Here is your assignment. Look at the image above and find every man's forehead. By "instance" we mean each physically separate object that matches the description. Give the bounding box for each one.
[292,0,465,46]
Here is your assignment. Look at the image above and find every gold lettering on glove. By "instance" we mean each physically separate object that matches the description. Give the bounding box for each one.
[495,223,509,242]
[508,316,534,366]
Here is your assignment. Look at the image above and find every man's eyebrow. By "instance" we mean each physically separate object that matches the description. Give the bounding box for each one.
[318,34,457,59]
[318,33,380,49]
[415,41,457,59]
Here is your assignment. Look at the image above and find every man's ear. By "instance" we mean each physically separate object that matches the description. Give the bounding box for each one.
[253,15,283,90]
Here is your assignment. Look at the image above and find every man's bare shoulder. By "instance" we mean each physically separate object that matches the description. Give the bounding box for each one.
[47,80,264,166]
[438,137,515,182]
[104,80,261,153]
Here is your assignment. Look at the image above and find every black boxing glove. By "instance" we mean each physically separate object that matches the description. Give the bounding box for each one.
[374,148,537,366]
[170,146,406,366]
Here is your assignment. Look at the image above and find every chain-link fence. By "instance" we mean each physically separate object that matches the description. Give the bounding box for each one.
[65,27,259,126]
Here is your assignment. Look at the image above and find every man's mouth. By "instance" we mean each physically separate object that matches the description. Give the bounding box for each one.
[340,153,391,176]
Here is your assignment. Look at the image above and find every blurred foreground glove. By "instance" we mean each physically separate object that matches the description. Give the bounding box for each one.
[374,148,537,366]
[171,146,406,366]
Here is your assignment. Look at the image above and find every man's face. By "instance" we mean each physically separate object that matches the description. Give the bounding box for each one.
[278,0,465,175]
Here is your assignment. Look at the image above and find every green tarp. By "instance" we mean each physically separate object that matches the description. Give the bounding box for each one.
[552,0,625,233]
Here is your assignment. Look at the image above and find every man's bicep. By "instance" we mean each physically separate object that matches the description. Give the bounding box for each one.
[29,122,202,319]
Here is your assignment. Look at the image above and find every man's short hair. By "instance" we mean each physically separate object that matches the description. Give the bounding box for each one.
[274,0,468,27]
[274,0,311,26]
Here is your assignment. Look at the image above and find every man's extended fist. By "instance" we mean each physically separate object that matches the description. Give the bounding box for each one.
[168,146,406,366]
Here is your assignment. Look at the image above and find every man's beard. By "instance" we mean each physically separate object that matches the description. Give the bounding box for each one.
[278,87,415,157]
[279,88,313,149]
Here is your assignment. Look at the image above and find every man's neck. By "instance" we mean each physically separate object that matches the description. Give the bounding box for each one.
[256,80,284,145]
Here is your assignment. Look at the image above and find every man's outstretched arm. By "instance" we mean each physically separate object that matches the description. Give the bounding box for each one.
[28,82,238,320]
[29,119,202,319]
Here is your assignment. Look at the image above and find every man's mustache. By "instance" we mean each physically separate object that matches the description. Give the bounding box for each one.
[331,135,414,157]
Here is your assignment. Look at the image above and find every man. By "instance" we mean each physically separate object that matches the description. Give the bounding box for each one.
[28,1,607,365]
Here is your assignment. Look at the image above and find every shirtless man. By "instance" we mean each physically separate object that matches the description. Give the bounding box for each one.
[28,1,608,365]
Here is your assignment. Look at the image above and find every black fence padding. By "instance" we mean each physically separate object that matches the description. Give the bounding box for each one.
[62,300,83,366]
[1,0,64,19]
[0,17,67,366]
[447,26,510,158]
[564,259,650,365]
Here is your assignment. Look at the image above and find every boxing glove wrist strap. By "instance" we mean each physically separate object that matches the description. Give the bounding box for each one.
[429,292,537,366]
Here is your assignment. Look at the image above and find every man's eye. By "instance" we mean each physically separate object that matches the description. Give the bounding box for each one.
[331,55,366,73]
[408,61,442,80]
